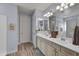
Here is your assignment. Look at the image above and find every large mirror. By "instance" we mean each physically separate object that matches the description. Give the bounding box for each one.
[65,15,79,38]
[37,18,49,31]
[49,15,66,37]
[47,14,79,39]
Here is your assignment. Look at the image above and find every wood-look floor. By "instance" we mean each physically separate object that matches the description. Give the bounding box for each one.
[7,42,44,56]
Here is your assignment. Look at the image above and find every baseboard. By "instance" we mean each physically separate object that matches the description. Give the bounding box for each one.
[0,52,7,56]
[19,41,32,45]
[37,48,45,56]
[7,49,17,55]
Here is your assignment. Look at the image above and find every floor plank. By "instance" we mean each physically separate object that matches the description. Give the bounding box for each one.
[7,42,44,56]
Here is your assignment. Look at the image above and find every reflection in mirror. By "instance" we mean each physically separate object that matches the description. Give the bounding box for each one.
[38,20,44,31]
[38,18,49,31]
[43,20,48,30]
[49,16,56,31]
[49,15,66,38]
[65,15,79,39]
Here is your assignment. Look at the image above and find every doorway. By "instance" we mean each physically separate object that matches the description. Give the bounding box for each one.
[19,14,31,44]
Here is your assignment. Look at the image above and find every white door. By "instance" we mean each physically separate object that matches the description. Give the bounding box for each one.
[20,15,31,44]
[0,15,7,55]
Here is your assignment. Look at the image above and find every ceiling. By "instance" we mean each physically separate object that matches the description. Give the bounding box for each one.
[15,3,52,15]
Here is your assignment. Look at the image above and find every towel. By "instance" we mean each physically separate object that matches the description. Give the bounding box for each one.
[73,25,79,45]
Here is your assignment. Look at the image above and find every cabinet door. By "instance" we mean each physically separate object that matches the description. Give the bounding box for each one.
[41,40,45,55]
[37,37,41,49]
[55,49,61,56]
[48,41,61,56]
[45,42,55,56]
[48,45,55,56]
[61,47,77,56]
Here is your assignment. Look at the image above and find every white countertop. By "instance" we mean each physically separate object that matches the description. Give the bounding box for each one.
[37,31,79,53]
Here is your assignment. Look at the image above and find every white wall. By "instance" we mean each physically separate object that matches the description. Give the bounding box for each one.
[19,13,32,43]
[32,10,43,48]
[32,11,36,48]
[0,15,7,55]
[0,4,18,54]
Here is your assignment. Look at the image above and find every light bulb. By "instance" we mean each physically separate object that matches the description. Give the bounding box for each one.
[70,3,75,7]
[61,3,65,7]
[64,5,68,9]
[44,12,50,17]
[50,13,53,16]
[56,5,60,10]
[60,8,63,11]
[47,12,50,14]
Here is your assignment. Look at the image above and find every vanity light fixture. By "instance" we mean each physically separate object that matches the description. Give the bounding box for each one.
[64,5,68,9]
[47,12,50,15]
[48,12,53,17]
[44,12,50,16]
[56,3,75,12]
[48,13,51,17]
[46,15,50,17]
[60,8,63,11]
[38,18,43,21]
[56,5,60,10]
[61,3,65,7]
[47,12,50,17]
[43,12,53,17]
[50,12,53,16]
[43,14,49,17]
[43,12,49,17]
[43,14,47,17]
[70,3,75,7]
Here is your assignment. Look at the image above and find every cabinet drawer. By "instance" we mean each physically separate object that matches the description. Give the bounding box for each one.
[46,45,55,56]
[61,47,77,56]
[48,41,60,51]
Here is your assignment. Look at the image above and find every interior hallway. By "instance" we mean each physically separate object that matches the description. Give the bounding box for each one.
[7,42,44,56]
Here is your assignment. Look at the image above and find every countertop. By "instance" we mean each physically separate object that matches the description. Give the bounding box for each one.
[37,31,79,53]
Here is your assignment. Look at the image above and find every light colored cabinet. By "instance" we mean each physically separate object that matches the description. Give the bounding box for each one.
[60,47,77,56]
[37,36,78,56]
[77,53,79,56]
[47,45,55,56]
[37,36,56,56]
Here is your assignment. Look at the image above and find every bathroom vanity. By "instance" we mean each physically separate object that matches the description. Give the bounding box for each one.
[36,13,79,56]
[36,32,79,56]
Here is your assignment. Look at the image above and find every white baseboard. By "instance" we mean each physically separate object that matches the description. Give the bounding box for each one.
[0,52,7,56]
[7,49,17,55]
[19,41,32,45]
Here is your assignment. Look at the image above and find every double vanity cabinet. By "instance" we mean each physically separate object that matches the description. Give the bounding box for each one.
[37,36,79,56]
